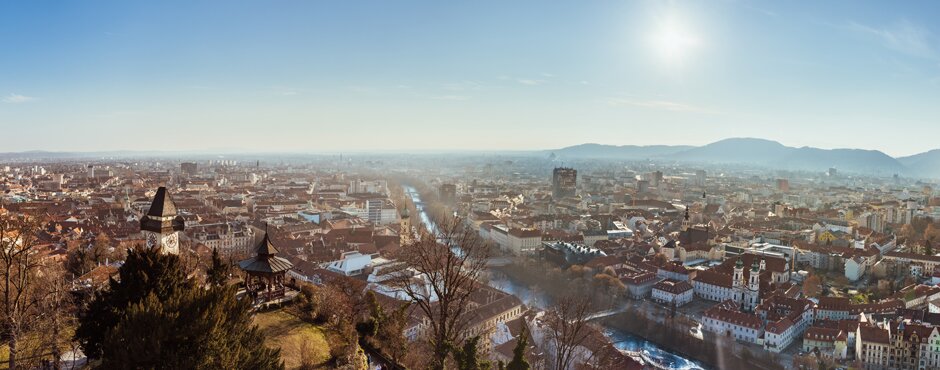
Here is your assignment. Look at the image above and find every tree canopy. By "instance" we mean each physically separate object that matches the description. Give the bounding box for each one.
[76,246,282,369]
[206,247,230,287]
[505,328,530,370]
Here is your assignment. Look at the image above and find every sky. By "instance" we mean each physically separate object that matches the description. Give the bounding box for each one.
[1,1,939,156]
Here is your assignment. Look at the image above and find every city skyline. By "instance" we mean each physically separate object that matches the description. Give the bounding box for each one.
[3,1,940,156]
[7,2,940,369]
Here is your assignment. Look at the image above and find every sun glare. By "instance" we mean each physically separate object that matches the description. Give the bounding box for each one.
[651,16,700,64]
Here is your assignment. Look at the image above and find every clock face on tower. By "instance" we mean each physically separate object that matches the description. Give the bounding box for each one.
[147,233,157,248]
[164,233,179,252]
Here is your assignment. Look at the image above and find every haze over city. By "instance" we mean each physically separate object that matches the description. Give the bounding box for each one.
[3,0,940,155]
[6,2,940,370]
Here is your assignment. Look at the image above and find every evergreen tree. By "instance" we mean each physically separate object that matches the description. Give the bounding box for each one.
[505,328,530,370]
[76,247,192,359]
[100,286,282,370]
[925,240,933,256]
[76,247,282,369]
[206,247,229,287]
[453,336,491,370]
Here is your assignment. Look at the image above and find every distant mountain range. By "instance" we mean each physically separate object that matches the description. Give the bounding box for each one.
[551,138,940,178]
[6,138,940,178]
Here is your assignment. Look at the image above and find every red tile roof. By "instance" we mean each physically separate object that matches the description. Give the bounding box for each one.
[703,300,762,329]
[653,279,693,294]
[858,325,890,344]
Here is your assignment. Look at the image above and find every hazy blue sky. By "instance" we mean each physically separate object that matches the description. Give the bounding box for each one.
[1,1,939,156]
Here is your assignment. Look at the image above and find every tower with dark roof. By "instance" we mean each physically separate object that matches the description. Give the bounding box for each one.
[140,186,185,255]
[733,257,744,304]
[744,259,761,312]
[682,204,691,232]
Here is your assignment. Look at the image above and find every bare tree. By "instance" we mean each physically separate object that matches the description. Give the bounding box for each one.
[36,263,74,370]
[391,215,492,370]
[544,295,592,370]
[0,213,46,370]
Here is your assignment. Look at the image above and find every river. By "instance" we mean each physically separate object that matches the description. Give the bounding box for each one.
[404,187,707,370]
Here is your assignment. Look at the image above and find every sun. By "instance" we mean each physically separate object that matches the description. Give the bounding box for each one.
[650,17,700,64]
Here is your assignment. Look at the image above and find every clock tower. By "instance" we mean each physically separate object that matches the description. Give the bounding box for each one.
[140,186,185,255]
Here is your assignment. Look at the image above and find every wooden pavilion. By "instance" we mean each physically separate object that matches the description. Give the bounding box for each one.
[238,231,293,303]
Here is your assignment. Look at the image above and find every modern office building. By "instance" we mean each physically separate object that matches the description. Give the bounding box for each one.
[552,167,577,199]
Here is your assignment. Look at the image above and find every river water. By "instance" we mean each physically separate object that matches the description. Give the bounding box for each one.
[405,187,706,370]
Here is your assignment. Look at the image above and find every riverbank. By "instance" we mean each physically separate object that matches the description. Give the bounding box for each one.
[604,328,707,370]
[602,313,711,370]
[489,263,707,370]
[602,312,784,370]
[403,185,705,370]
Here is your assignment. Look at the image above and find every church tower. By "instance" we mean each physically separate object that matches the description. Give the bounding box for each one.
[681,205,691,232]
[745,259,761,311]
[140,187,185,255]
[400,207,412,246]
[732,258,744,304]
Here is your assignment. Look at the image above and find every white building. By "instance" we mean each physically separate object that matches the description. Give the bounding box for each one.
[188,222,255,257]
[342,198,399,225]
[652,279,693,307]
[702,300,764,344]
[692,270,735,302]
[349,179,388,195]
[327,251,372,276]
[845,256,867,281]
[507,228,542,255]
[926,328,940,370]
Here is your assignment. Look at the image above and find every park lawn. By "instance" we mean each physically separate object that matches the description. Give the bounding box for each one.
[0,324,79,370]
[254,310,333,370]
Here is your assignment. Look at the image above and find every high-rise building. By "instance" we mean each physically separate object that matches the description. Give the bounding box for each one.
[776,179,790,193]
[552,167,577,199]
[181,162,198,176]
[651,171,664,187]
[349,179,388,195]
[695,170,706,187]
[440,183,457,204]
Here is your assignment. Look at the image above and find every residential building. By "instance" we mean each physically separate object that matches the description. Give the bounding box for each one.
[652,279,693,307]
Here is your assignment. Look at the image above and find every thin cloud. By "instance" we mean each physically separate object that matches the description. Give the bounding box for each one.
[430,95,470,101]
[268,86,304,96]
[517,79,545,86]
[846,19,936,59]
[442,81,483,91]
[3,93,36,104]
[741,4,777,18]
[95,110,142,118]
[497,75,548,86]
[346,85,378,93]
[606,97,718,114]
[186,85,217,90]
